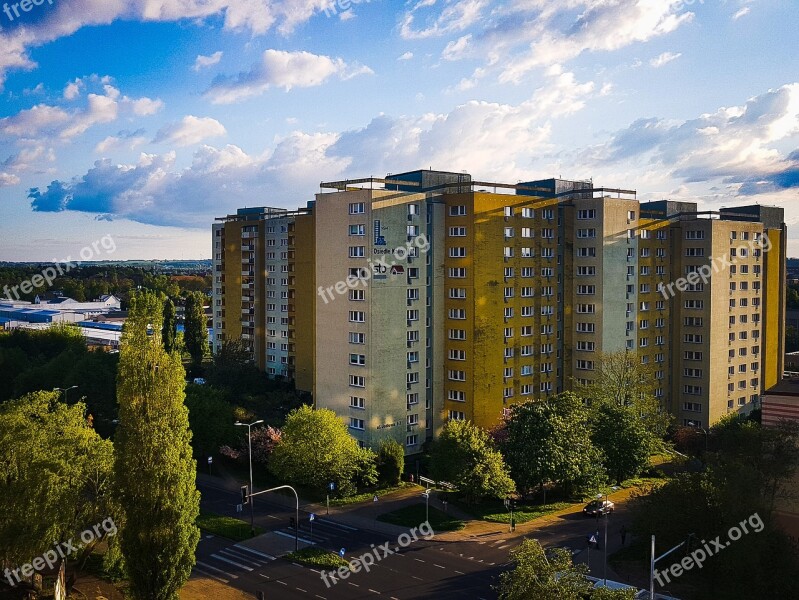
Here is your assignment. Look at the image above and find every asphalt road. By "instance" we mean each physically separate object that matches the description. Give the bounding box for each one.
[194,480,635,599]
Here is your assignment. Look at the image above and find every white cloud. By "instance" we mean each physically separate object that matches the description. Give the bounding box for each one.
[578,83,799,194]
[95,132,148,154]
[398,51,414,61]
[733,7,751,20]
[0,1,345,89]
[25,66,600,227]
[193,51,224,71]
[63,79,82,100]
[442,34,471,61]
[205,49,373,104]
[650,51,682,68]
[0,172,21,186]
[153,116,227,147]
[0,80,162,141]
[400,0,487,39]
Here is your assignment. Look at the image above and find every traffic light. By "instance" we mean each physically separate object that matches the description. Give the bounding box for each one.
[241,484,249,505]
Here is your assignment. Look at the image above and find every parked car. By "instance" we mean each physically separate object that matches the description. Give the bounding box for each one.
[583,499,615,516]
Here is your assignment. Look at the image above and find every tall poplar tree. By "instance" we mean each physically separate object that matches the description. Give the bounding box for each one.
[183,292,207,367]
[162,297,176,354]
[114,291,200,600]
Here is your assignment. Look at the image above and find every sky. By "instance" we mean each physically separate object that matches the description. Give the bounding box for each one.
[0,0,797,261]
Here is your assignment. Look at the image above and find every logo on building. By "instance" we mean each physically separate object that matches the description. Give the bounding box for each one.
[390,265,405,275]
[374,220,386,246]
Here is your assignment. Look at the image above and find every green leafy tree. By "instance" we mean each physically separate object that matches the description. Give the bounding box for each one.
[577,351,671,448]
[629,417,799,599]
[503,393,603,500]
[496,539,635,599]
[269,405,377,496]
[206,338,269,399]
[162,297,177,353]
[430,420,515,504]
[0,391,116,584]
[184,385,236,459]
[592,403,650,485]
[114,291,200,600]
[183,292,208,367]
[376,439,405,486]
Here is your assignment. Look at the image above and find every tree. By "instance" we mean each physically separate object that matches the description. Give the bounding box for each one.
[114,291,200,600]
[220,424,282,465]
[577,351,670,447]
[502,393,603,500]
[495,539,635,600]
[183,292,207,367]
[377,439,405,486]
[629,417,799,599]
[184,385,237,459]
[269,405,377,496]
[0,391,116,586]
[162,297,177,353]
[592,403,650,485]
[430,420,515,504]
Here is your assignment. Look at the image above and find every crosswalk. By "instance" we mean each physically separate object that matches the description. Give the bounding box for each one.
[192,517,360,583]
[194,544,276,583]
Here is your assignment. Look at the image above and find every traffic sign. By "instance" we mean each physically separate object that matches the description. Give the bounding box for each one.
[339,548,346,557]
[373,495,378,503]
[207,456,213,464]
[329,482,336,491]
[309,513,316,521]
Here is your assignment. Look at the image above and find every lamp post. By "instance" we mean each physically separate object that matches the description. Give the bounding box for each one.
[235,419,264,535]
[422,490,429,524]
[687,421,708,452]
[597,486,618,586]
[53,386,78,402]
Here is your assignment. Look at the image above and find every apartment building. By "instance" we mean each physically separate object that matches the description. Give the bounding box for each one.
[213,170,786,452]
[213,207,304,376]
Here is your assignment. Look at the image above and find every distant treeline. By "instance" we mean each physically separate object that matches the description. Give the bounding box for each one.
[0,265,211,305]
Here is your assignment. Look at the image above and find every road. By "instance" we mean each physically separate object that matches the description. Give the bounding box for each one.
[194,480,635,599]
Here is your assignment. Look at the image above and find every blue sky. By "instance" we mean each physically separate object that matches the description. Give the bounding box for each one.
[0,0,797,260]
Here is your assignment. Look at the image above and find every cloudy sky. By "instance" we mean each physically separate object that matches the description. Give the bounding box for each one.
[0,0,797,260]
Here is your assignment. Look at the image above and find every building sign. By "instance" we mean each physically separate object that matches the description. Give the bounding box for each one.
[374,220,387,246]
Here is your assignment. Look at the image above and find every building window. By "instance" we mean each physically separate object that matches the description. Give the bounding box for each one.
[450,205,467,216]
[350,396,365,409]
[349,202,365,214]
[349,418,365,430]
[349,224,365,236]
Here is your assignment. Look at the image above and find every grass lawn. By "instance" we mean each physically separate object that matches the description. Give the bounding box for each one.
[197,510,264,541]
[456,499,573,524]
[377,504,464,532]
[286,547,349,569]
[328,482,416,507]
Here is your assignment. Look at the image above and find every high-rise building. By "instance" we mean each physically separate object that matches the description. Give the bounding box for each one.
[213,170,786,451]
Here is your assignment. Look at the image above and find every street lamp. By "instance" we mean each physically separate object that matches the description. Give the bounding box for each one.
[235,419,264,535]
[53,386,78,402]
[597,486,618,586]
[422,489,430,524]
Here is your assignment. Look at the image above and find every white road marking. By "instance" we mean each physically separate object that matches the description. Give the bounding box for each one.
[210,553,254,571]
[316,518,358,531]
[233,544,276,560]
[196,560,237,579]
[368,589,381,594]
[434,564,445,569]
[274,530,315,544]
